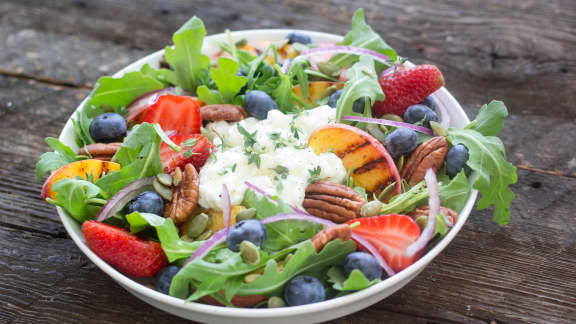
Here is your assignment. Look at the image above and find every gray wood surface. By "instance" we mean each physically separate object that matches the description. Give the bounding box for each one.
[1,0,575,323]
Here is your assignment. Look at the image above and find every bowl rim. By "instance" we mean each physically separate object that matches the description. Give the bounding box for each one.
[56,28,478,318]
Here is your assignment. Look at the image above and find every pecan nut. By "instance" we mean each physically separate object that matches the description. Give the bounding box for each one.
[401,136,448,186]
[409,206,458,224]
[164,164,199,224]
[311,224,352,252]
[303,180,366,223]
[79,142,122,161]
[200,104,248,122]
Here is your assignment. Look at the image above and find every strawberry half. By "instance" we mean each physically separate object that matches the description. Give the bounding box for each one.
[82,221,168,277]
[372,64,445,117]
[160,134,213,174]
[348,214,421,272]
[137,94,202,135]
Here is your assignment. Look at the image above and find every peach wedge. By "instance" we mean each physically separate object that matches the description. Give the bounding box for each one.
[293,81,343,107]
[308,124,401,195]
[41,159,121,199]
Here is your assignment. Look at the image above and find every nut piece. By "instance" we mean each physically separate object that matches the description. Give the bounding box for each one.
[164,164,199,224]
[200,104,248,122]
[303,180,366,223]
[311,224,352,252]
[401,136,449,186]
[409,206,459,224]
[79,142,122,161]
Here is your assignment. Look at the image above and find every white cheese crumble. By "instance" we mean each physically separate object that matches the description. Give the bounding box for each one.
[198,105,346,210]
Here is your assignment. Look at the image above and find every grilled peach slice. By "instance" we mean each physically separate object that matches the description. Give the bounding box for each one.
[41,159,121,199]
[206,205,246,234]
[293,81,343,107]
[308,124,401,195]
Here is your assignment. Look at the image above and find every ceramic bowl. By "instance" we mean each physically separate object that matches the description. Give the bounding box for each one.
[56,29,477,324]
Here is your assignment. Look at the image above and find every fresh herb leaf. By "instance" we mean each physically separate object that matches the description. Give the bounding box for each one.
[245,152,261,168]
[36,138,79,181]
[268,132,281,141]
[307,166,322,183]
[327,267,380,291]
[271,165,289,179]
[47,178,107,222]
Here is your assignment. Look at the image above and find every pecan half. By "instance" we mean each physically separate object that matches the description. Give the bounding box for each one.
[164,164,199,224]
[409,206,459,224]
[79,142,122,161]
[200,104,248,122]
[303,181,366,223]
[311,224,352,252]
[401,136,448,186]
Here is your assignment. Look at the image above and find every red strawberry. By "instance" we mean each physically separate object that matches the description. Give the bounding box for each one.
[159,134,213,173]
[137,94,202,135]
[347,214,421,272]
[82,221,168,277]
[372,64,445,117]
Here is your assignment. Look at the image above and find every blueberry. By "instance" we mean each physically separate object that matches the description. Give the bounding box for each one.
[328,90,342,108]
[343,252,382,281]
[286,32,312,45]
[126,191,165,216]
[420,95,438,111]
[226,219,267,252]
[155,265,179,295]
[385,128,418,158]
[283,275,325,306]
[89,112,127,143]
[243,90,278,120]
[446,144,469,178]
[403,104,439,128]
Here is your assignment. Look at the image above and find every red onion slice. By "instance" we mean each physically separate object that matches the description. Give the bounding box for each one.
[95,177,155,222]
[185,230,227,265]
[244,181,309,215]
[342,115,434,135]
[283,45,392,72]
[222,184,231,234]
[126,88,177,122]
[406,169,440,257]
[351,233,396,277]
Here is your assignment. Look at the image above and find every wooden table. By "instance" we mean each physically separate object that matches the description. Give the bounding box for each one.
[1,1,575,323]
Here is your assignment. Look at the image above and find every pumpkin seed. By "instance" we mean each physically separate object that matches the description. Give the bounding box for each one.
[182,213,211,239]
[180,234,195,242]
[381,114,404,122]
[244,273,261,283]
[397,155,405,173]
[430,121,447,136]
[236,208,257,222]
[240,240,261,265]
[361,200,384,217]
[366,124,387,143]
[171,167,182,187]
[267,296,286,308]
[153,178,173,201]
[195,229,212,241]
[377,181,397,201]
[156,173,172,187]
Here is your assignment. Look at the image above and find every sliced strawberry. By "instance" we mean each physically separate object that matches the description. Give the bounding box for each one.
[160,134,213,173]
[347,214,421,272]
[372,64,445,117]
[82,221,168,277]
[137,94,202,135]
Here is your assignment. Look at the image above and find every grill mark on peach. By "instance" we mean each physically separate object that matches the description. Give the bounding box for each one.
[336,139,370,158]
[353,157,387,175]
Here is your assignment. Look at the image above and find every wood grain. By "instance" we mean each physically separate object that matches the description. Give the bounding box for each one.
[0,0,575,323]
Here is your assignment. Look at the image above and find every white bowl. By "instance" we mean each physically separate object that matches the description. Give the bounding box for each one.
[56,29,477,324]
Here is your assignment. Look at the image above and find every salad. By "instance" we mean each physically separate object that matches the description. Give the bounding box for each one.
[36,9,517,308]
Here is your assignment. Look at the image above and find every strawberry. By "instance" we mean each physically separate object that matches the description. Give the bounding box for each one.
[137,94,202,135]
[82,221,168,277]
[372,64,445,117]
[347,214,421,272]
[159,134,213,173]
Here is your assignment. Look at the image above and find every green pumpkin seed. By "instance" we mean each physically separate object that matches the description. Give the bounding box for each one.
[377,181,397,201]
[244,273,261,283]
[366,124,387,143]
[180,234,195,242]
[361,200,384,217]
[195,229,212,241]
[267,296,286,308]
[317,62,341,77]
[240,240,261,265]
[156,173,173,187]
[236,208,257,222]
[430,121,447,136]
[381,114,404,122]
[182,213,211,239]
[397,155,405,173]
[153,178,173,201]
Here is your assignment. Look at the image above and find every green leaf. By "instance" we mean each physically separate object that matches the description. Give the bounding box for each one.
[49,178,106,222]
[331,8,397,69]
[35,137,78,181]
[466,100,508,136]
[272,66,295,113]
[335,55,384,123]
[438,171,472,213]
[327,267,380,291]
[87,72,164,110]
[164,16,211,93]
[243,189,322,250]
[212,57,248,103]
[447,128,516,224]
[140,63,178,87]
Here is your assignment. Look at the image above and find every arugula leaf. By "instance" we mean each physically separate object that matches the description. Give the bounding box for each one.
[335,55,384,123]
[448,102,517,224]
[35,137,78,181]
[87,72,165,110]
[197,57,247,104]
[140,63,178,87]
[236,240,356,296]
[47,179,107,222]
[326,267,380,291]
[331,8,397,70]
[164,16,211,93]
[242,189,322,250]
[125,212,203,262]
[272,66,295,113]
